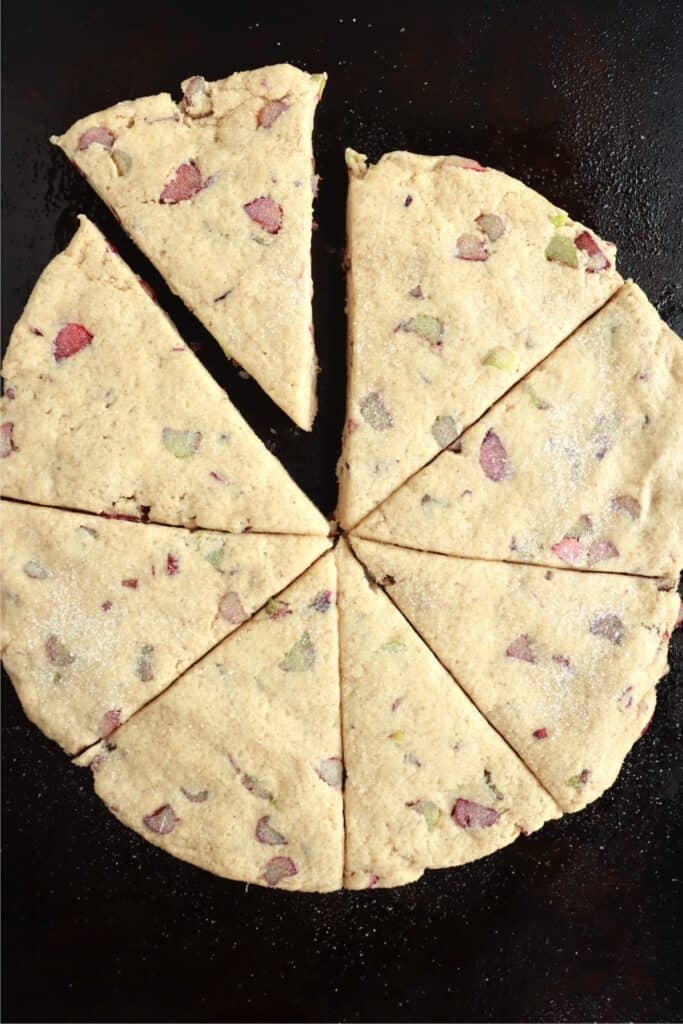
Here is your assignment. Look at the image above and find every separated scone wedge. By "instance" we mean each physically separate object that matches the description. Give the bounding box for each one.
[76,551,343,892]
[1,500,329,754]
[337,540,560,889]
[1,216,327,534]
[351,538,678,814]
[338,149,622,528]
[51,65,325,429]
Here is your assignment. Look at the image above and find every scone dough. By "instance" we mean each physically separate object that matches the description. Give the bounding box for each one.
[338,149,622,528]
[76,551,343,891]
[337,541,560,889]
[356,281,683,580]
[1,500,329,753]
[1,216,328,534]
[352,538,678,813]
[51,64,325,430]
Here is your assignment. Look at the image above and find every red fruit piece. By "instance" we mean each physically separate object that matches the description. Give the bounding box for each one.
[452,798,499,829]
[456,233,489,261]
[533,727,548,739]
[448,156,486,171]
[160,162,208,204]
[100,709,121,738]
[479,429,509,481]
[574,231,611,272]
[255,815,287,845]
[590,613,625,645]
[611,495,641,521]
[143,805,179,835]
[182,76,212,117]
[135,644,154,682]
[551,654,572,669]
[180,787,209,803]
[243,196,283,234]
[1,422,17,458]
[101,601,112,612]
[368,873,380,889]
[586,538,619,567]
[166,553,179,576]
[551,538,585,566]
[315,757,344,789]
[311,590,332,613]
[77,126,114,151]
[53,323,93,362]
[257,99,288,128]
[219,591,247,625]
[121,578,138,589]
[505,634,536,663]
[45,635,76,668]
[262,856,298,887]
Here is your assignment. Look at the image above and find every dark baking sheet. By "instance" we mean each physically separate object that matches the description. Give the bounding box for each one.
[2,2,682,1021]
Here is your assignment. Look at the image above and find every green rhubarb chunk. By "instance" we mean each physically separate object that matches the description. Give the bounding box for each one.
[523,382,551,410]
[379,638,407,654]
[549,210,568,228]
[545,234,578,267]
[431,415,459,448]
[112,150,132,176]
[280,632,315,672]
[204,545,224,571]
[483,347,520,372]
[409,800,441,829]
[403,314,443,345]
[162,427,202,458]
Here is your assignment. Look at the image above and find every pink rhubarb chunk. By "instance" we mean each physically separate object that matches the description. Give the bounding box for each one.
[587,538,619,566]
[574,231,611,272]
[160,162,208,204]
[1,422,16,458]
[257,99,288,128]
[53,324,93,362]
[456,234,489,261]
[99,709,121,738]
[143,805,179,835]
[479,430,509,481]
[262,856,298,887]
[77,126,114,151]
[243,196,283,234]
[452,798,499,829]
[551,538,585,565]
[505,634,536,663]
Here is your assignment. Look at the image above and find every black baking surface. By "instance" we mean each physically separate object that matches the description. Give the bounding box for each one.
[2,2,682,1021]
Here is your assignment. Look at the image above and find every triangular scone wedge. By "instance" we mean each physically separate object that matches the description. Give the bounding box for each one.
[352,539,678,814]
[1,499,329,754]
[0,217,327,534]
[75,551,343,891]
[338,149,622,528]
[51,65,324,430]
[356,282,683,579]
[337,541,560,889]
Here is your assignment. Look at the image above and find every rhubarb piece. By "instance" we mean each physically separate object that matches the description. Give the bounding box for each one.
[483,347,520,372]
[505,634,536,663]
[431,415,459,448]
[135,644,154,682]
[397,314,444,346]
[218,591,247,625]
[53,323,93,362]
[545,234,578,267]
[161,428,202,458]
[77,126,114,151]
[100,709,121,738]
[1,423,15,458]
[243,196,283,234]
[360,392,393,431]
[590,613,625,645]
[315,757,343,789]
[160,162,208,204]
[255,816,287,845]
[475,213,505,240]
[180,787,209,803]
[452,798,499,829]
[262,856,298,887]
[22,560,51,579]
[258,99,287,128]
[407,800,441,829]
[479,430,509,481]
[575,231,611,272]
[280,632,315,672]
[182,76,212,117]
[45,635,76,668]
[456,234,488,261]
[143,805,179,835]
